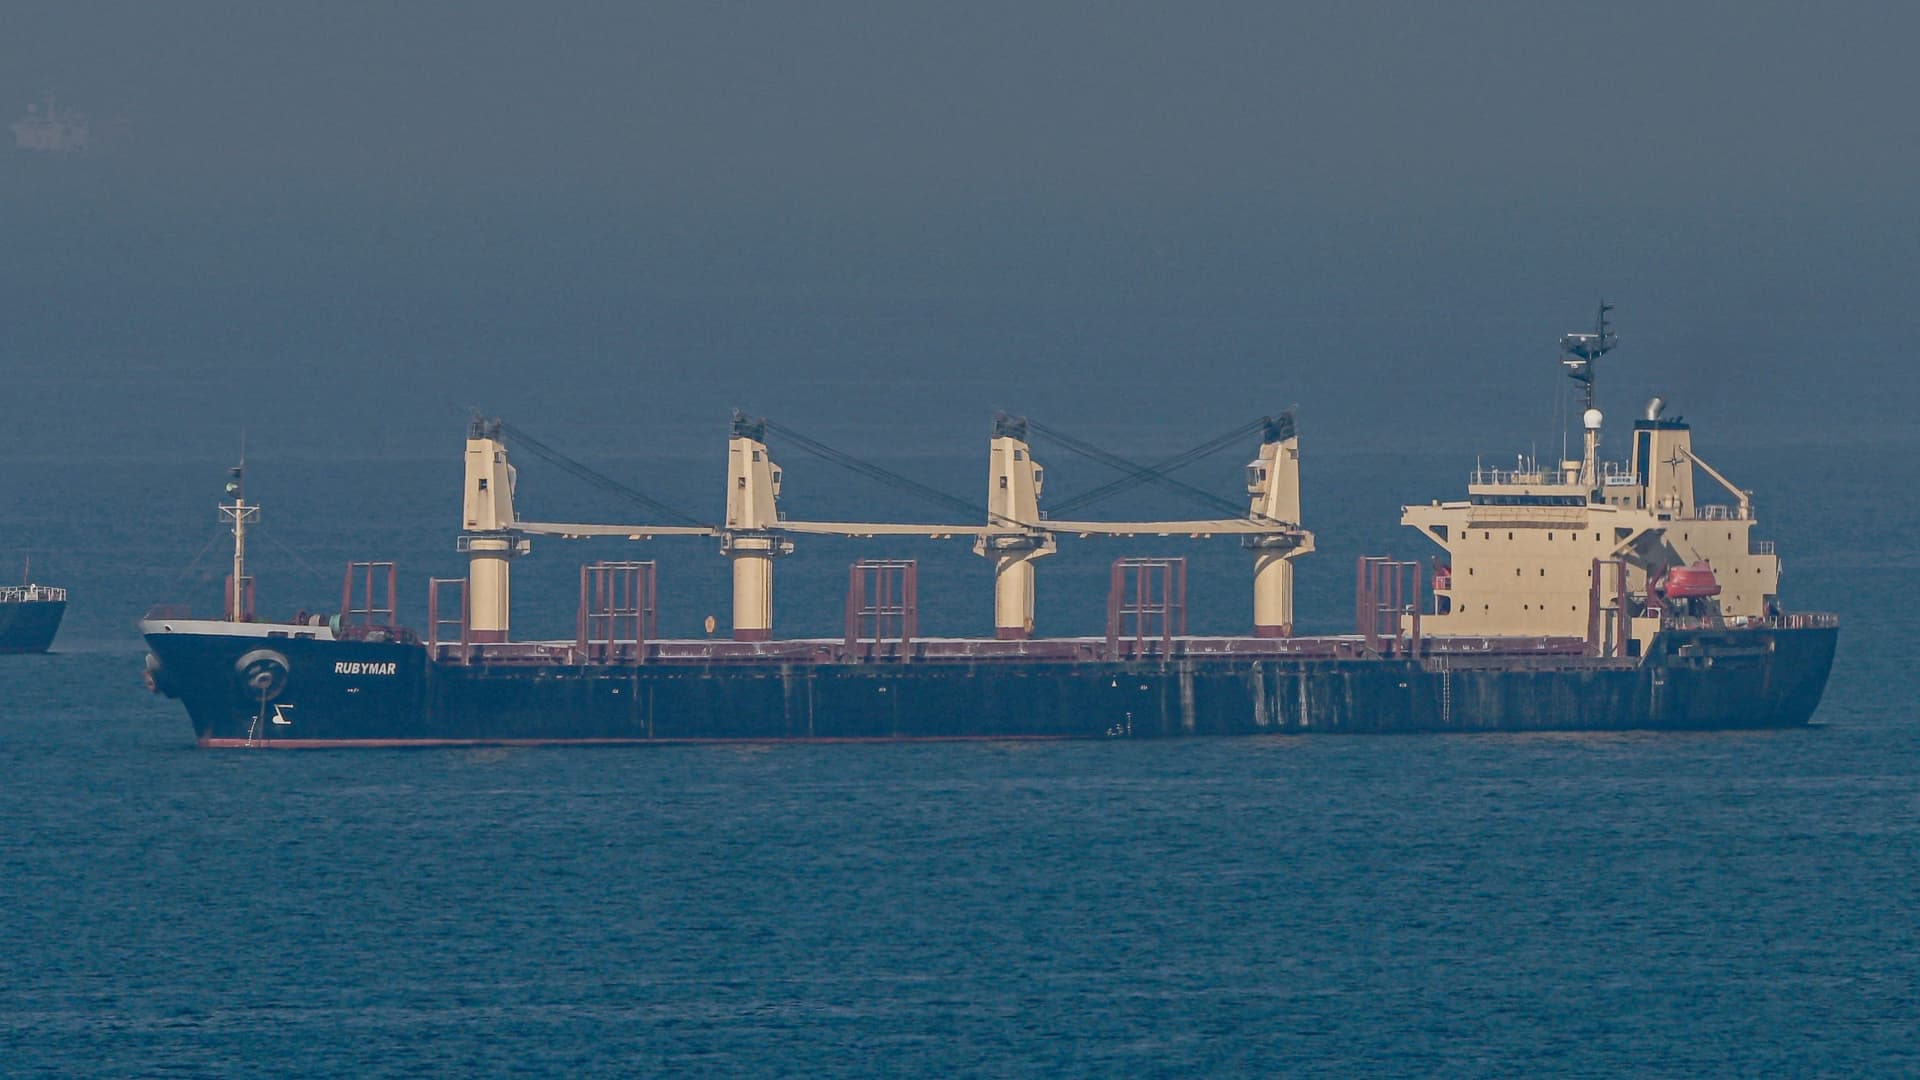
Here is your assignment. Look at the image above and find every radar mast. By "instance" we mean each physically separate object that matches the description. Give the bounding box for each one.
[1559,303,1617,492]
[1559,302,1617,412]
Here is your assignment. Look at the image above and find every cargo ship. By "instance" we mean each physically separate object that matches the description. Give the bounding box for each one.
[141,310,1837,746]
[1,561,66,654]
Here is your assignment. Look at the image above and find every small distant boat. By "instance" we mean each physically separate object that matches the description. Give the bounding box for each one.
[0,564,66,653]
[12,96,92,154]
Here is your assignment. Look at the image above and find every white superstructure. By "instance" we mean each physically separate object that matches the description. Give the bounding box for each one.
[1400,307,1779,657]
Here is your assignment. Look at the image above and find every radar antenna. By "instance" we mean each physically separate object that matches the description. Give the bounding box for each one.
[1559,302,1617,411]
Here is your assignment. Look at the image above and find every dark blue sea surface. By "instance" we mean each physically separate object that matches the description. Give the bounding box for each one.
[3,440,1913,1075]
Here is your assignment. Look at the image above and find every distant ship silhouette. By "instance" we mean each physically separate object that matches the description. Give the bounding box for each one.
[12,96,91,153]
[12,96,128,155]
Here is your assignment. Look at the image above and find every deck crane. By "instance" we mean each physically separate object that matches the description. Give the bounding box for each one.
[463,411,1312,642]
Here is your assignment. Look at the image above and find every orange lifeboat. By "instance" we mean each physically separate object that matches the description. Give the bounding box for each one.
[1659,561,1722,600]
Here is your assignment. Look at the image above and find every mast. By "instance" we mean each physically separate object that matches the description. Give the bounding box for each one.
[218,457,259,622]
[1560,302,1617,489]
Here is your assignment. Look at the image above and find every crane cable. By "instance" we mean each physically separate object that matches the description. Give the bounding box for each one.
[1048,417,1271,516]
[1027,418,1262,519]
[494,419,709,528]
[757,419,999,524]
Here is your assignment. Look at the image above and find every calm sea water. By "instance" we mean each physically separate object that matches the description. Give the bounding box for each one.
[2,441,1913,1075]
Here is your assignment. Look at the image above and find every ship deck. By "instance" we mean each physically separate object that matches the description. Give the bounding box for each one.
[427,633,1599,667]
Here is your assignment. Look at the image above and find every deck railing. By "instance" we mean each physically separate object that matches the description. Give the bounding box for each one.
[0,585,66,603]
[1664,612,1839,631]
[1691,504,1752,521]
[1469,467,1554,487]
[1469,465,1641,489]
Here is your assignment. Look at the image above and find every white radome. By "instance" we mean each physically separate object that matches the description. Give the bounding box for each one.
[1583,408,1604,430]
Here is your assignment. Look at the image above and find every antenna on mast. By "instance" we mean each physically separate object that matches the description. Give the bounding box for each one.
[1559,301,1617,412]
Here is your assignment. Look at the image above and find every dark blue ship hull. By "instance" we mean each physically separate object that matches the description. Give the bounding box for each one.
[142,622,1838,747]
[0,599,65,654]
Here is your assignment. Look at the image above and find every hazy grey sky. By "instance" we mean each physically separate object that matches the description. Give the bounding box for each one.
[13,2,1918,203]
[6,2,1918,461]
